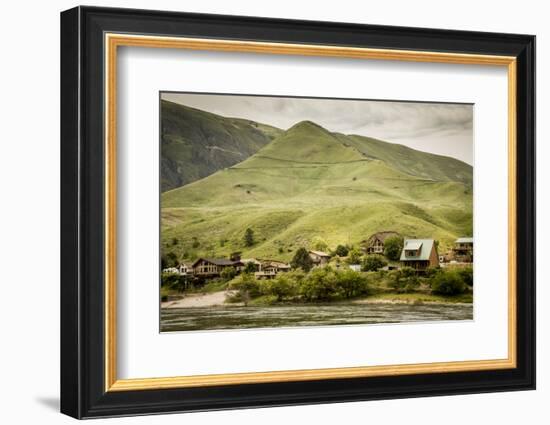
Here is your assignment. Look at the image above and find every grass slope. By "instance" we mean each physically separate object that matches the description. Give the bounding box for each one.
[161,100,283,191]
[162,118,473,262]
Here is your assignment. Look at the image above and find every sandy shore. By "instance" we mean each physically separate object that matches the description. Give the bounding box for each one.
[162,291,233,308]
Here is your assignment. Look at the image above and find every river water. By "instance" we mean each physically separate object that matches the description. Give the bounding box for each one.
[160,303,473,332]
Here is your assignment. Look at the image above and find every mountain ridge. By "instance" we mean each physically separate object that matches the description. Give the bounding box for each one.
[161,108,472,261]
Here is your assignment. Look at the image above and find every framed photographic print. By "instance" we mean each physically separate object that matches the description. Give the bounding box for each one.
[60,6,536,419]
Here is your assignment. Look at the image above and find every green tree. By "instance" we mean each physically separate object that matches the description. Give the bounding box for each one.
[457,267,474,286]
[335,269,369,298]
[384,236,404,261]
[431,269,467,295]
[387,267,419,293]
[229,273,261,305]
[244,228,255,247]
[334,244,349,257]
[263,275,296,301]
[291,247,314,272]
[162,252,178,268]
[362,255,387,272]
[243,262,257,274]
[300,268,338,301]
[161,272,189,292]
[311,236,329,252]
[220,266,237,281]
[347,248,363,265]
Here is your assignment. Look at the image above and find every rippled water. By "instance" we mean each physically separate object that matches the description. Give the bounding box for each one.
[160,303,473,332]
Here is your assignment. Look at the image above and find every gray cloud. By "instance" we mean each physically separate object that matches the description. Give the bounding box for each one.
[161,92,473,165]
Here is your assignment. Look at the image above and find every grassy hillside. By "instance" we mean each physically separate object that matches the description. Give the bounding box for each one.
[161,116,473,262]
[160,100,283,191]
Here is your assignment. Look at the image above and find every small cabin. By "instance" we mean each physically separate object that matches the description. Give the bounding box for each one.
[363,231,400,254]
[400,239,439,272]
[178,262,193,275]
[255,260,291,280]
[309,250,331,266]
[453,237,473,262]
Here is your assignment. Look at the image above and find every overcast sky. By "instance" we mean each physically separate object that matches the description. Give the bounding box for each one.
[162,92,473,165]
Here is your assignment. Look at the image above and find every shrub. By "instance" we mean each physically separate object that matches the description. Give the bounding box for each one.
[161,272,189,292]
[457,267,474,286]
[387,267,419,293]
[311,236,329,252]
[300,268,339,301]
[347,248,363,265]
[430,269,467,295]
[243,262,258,274]
[220,266,237,281]
[384,236,404,261]
[334,269,369,298]
[229,273,261,305]
[362,255,387,272]
[262,274,297,301]
[334,244,349,257]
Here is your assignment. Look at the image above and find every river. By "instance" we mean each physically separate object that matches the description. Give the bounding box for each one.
[160,303,473,332]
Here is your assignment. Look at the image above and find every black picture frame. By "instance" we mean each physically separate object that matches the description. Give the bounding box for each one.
[61,5,536,419]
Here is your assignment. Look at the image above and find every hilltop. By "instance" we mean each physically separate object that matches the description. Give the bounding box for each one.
[160,99,283,191]
[161,111,473,262]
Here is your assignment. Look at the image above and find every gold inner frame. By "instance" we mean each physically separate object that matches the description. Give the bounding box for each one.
[104,33,517,392]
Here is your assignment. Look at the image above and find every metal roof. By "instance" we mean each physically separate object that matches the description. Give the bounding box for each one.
[455,237,474,244]
[405,241,423,250]
[400,239,435,261]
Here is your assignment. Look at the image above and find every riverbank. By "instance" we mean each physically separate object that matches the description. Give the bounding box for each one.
[161,290,472,308]
[161,291,237,308]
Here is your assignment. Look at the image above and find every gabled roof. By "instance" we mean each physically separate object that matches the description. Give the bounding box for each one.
[400,239,435,261]
[192,258,241,267]
[367,231,400,244]
[455,237,474,244]
[309,250,330,257]
[405,241,423,250]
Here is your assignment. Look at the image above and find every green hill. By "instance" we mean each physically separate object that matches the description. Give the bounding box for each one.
[160,100,283,191]
[161,115,473,262]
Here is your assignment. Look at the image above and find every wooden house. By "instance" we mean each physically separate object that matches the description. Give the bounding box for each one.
[191,258,243,277]
[254,260,291,279]
[177,262,193,275]
[309,250,331,266]
[400,239,439,272]
[363,231,400,254]
[453,237,473,262]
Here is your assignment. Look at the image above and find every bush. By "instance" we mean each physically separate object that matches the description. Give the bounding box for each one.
[261,274,297,301]
[387,267,419,293]
[334,269,369,298]
[384,236,404,261]
[311,236,329,252]
[457,267,474,286]
[300,268,339,301]
[229,273,261,305]
[347,248,363,265]
[362,255,387,272]
[243,262,258,274]
[220,266,237,281]
[430,269,467,295]
[334,245,349,257]
[161,272,189,292]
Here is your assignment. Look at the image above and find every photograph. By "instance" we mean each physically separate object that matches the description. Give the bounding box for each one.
[159,93,475,332]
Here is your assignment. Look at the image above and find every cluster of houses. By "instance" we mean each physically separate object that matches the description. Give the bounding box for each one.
[163,232,473,280]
